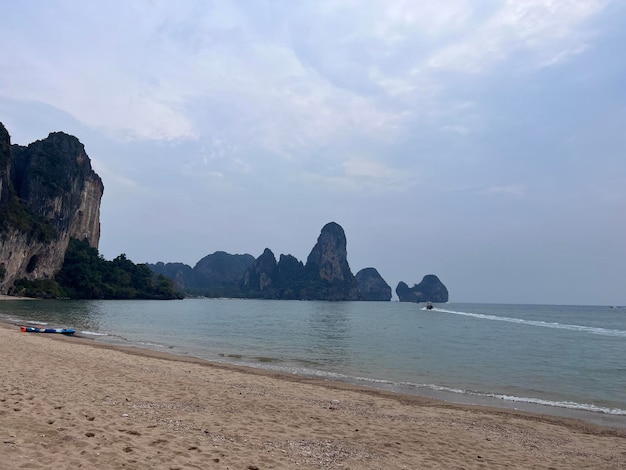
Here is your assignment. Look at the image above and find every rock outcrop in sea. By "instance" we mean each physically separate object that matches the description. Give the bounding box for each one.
[240,248,277,294]
[149,251,254,296]
[303,222,359,301]
[0,123,103,294]
[355,267,392,301]
[151,222,450,302]
[149,262,196,290]
[238,222,359,301]
[396,275,449,303]
[194,251,255,289]
[157,221,368,301]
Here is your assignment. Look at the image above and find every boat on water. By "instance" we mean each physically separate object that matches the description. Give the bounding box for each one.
[20,326,76,335]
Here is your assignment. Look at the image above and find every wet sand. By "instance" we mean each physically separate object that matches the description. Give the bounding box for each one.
[1,322,625,469]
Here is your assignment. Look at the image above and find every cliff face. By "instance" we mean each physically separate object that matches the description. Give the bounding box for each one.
[0,125,11,205]
[0,124,103,294]
[274,254,304,290]
[149,262,196,290]
[237,222,359,300]
[148,252,255,295]
[356,267,392,301]
[241,248,277,293]
[306,222,352,283]
[193,251,255,288]
[304,222,358,300]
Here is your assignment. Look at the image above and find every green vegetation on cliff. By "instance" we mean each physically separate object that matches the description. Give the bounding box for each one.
[14,238,183,300]
[240,260,359,301]
[0,193,57,242]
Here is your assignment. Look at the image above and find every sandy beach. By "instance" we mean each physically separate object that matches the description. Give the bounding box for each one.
[0,295,35,301]
[1,322,624,469]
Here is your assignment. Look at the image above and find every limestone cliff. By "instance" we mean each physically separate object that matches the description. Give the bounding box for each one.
[0,123,103,294]
[306,222,351,283]
[193,251,255,289]
[149,262,196,290]
[153,223,370,301]
[274,254,304,292]
[356,267,392,301]
[241,248,277,295]
[150,221,450,303]
[304,222,358,300]
[227,222,360,300]
[0,125,11,205]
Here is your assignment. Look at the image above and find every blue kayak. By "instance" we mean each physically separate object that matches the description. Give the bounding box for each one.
[21,326,76,335]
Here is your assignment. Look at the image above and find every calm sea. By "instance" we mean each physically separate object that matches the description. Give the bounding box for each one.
[2,299,625,428]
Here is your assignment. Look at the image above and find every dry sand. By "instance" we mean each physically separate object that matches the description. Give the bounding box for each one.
[1,322,625,469]
[0,295,35,301]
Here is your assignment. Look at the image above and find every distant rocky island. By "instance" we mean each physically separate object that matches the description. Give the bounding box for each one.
[396,275,449,303]
[0,123,448,302]
[150,221,449,302]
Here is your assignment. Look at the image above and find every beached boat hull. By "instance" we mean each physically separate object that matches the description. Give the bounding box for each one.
[21,326,76,335]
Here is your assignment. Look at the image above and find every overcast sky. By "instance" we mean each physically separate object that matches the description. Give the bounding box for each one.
[1,1,624,305]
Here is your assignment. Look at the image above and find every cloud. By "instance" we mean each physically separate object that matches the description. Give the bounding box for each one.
[482,184,526,197]
[442,183,526,197]
[342,159,396,178]
[0,0,612,175]
[296,156,412,193]
[427,0,608,73]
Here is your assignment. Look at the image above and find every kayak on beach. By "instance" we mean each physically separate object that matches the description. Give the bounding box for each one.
[20,326,76,335]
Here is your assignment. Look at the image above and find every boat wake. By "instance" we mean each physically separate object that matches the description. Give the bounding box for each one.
[433,308,626,337]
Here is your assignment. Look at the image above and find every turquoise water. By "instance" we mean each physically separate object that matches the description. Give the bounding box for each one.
[2,299,625,427]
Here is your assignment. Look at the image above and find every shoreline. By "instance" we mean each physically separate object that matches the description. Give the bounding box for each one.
[2,321,625,469]
[66,334,626,429]
[0,294,37,301]
[3,314,626,430]
[55,332,626,430]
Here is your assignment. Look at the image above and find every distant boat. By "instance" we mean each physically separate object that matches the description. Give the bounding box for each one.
[426,301,434,310]
[21,326,76,335]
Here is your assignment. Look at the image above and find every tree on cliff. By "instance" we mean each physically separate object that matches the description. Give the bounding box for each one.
[15,238,182,300]
[57,238,182,299]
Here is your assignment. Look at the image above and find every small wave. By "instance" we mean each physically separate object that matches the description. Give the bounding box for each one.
[230,359,626,417]
[255,356,282,363]
[434,308,626,337]
[297,372,626,416]
[80,331,108,336]
[136,341,170,349]
[395,381,626,415]
[483,393,626,416]
[145,349,626,417]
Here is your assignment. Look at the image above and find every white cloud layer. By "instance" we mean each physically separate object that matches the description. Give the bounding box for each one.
[0,1,609,147]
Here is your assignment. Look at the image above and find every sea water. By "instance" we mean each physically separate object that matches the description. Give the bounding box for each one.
[2,299,625,427]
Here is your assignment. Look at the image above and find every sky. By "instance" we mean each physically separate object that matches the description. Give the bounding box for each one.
[1,0,625,305]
